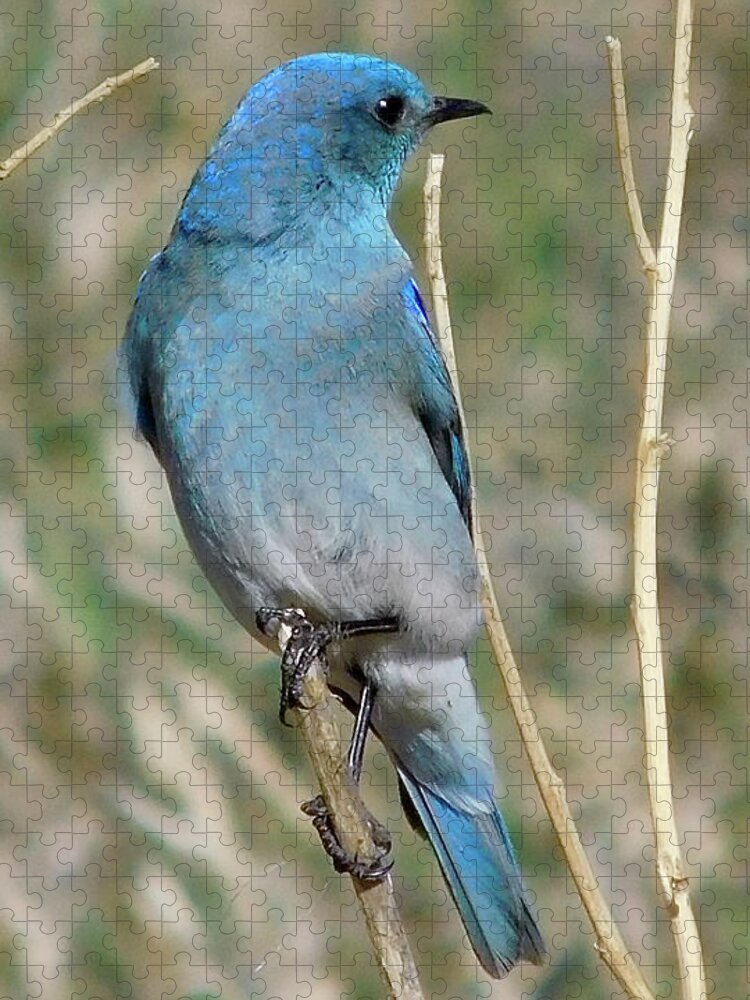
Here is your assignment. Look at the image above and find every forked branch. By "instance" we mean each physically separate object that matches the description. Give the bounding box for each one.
[606,2,707,996]
[424,155,655,1000]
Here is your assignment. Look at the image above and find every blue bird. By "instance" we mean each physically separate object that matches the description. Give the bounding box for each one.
[124,52,545,978]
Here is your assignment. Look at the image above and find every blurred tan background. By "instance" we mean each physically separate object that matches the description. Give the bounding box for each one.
[1,2,746,998]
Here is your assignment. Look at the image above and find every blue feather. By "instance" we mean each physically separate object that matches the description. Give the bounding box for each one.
[398,767,546,977]
[402,278,473,533]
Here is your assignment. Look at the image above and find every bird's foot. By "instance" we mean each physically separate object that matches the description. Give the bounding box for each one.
[256,609,336,724]
[301,794,393,883]
[255,609,401,726]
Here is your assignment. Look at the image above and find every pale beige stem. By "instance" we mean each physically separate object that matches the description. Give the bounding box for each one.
[604,37,658,270]
[273,617,424,1000]
[424,154,459,378]
[424,156,655,1000]
[606,7,707,998]
[0,57,159,180]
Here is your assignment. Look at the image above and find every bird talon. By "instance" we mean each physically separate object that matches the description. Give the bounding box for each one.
[302,795,392,884]
[369,815,393,854]
[259,609,398,725]
[300,794,327,819]
[255,607,302,638]
[256,609,334,724]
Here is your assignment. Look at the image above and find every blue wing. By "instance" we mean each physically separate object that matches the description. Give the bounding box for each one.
[123,256,164,461]
[402,278,473,536]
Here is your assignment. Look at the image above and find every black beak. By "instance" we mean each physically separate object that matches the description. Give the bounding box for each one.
[423,96,491,128]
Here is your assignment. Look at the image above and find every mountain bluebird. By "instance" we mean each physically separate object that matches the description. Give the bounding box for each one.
[124,51,545,978]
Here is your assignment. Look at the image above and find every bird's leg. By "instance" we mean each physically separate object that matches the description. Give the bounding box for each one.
[255,608,335,724]
[348,683,393,854]
[255,609,399,726]
[255,609,399,881]
[303,679,392,880]
[347,678,375,784]
[337,617,401,643]
[301,795,393,882]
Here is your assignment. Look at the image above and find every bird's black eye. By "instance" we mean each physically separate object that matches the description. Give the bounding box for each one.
[374,94,407,127]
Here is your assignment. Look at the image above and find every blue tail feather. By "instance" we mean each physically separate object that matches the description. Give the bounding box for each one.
[398,768,546,978]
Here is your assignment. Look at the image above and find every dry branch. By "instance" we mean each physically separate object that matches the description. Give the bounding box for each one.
[270,615,424,1000]
[0,57,159,181]
[424,155,656,1000]
[606,3,707,997]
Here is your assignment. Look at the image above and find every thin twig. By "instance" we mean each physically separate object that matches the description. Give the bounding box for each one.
[605,37,658,270]
[0,57,159,180]
[424,155,656,1000]
[424,154,459,378]
[271,616,424,1000]
[607,5,707,998]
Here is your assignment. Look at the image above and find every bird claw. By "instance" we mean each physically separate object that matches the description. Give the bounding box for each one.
[256,608,401,726]
[301,795,393,883]
[256,609,335,725]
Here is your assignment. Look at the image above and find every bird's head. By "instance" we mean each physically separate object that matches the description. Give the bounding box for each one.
[244,53,490,196]
[178,53,490,242]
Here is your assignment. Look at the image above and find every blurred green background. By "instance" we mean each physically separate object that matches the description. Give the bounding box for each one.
[0,1,746,998]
